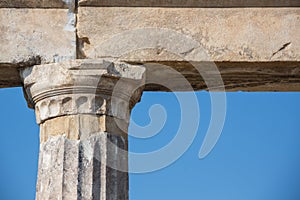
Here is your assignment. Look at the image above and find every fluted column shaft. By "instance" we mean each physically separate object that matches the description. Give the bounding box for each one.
[21,60,146,200]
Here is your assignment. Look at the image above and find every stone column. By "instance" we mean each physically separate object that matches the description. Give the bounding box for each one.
[21,60,146,200]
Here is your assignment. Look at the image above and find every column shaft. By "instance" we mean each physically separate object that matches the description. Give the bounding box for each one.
[37,115,128,200]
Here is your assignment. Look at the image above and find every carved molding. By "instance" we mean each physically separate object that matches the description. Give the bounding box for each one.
[21,59,146,124]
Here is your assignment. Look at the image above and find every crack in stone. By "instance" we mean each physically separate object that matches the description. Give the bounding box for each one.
[271,42,291,58]
[180,47,198,56]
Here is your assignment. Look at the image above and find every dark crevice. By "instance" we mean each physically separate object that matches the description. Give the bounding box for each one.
[92,140,101,200]
[76,37,90,59]
[74,0,79,14]
[15,55,42,69]
[77,143,84,200]
[271,42,291,58]
[75,0,90,60]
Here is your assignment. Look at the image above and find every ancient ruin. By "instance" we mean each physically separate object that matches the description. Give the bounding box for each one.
[0,1,299,199]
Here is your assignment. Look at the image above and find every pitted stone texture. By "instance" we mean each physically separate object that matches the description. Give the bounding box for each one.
[0,0,75,8]
[21,60,146,123]
[1,0,299,8]
[1,8,300,92]
[40,115,128,143]
[21,60,145,97]
[37,133,128,200]
[77,7,300,62]
[0,9,76,65]
[78,0,300,7]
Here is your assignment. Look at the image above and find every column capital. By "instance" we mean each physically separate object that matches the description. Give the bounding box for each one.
[21,59,146,124]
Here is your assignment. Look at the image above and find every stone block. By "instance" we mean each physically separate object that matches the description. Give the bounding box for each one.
[0,8,76,65]
[77,7,300,62]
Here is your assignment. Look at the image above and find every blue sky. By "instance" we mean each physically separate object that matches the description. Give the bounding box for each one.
[0,88,299,200]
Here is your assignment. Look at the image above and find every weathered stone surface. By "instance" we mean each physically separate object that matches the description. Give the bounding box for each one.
[0,7,299,91]
[75,7,300,91]
[1,0,299,8]
[142,61,300,92]
[0,7,75,90]
[0,9,76,65]
[78,0,300,7]
[3,61,300,91]
[77,7,300,62]
[40,115,128,143]
[0,0,74,8]
[4,60,300,92]
[2,3,298,200]
[22,60,141,200]
[0,64,20,88]
[37,130,128,200]
[2,4,297,200]
[21,60,146,122]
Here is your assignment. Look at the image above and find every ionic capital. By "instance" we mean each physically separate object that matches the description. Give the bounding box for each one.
[21,59,146,124]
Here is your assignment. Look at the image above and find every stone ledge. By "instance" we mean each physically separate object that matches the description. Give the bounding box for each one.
[2,0,299,8]
[0,7,299,92]
[78,0,300,7]
[1,61,300,92]
[141,61,300,92]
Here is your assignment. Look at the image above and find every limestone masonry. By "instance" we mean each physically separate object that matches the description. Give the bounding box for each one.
[0,0,299,91]
[0,1,299,200]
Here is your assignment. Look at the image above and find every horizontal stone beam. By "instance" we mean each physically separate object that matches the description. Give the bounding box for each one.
[77,7,300,62]
[75,7,300,91]
[141,61,300,92]
[0,7,299,91]
[1,0,299,8]
[78,0,300,7]
[2,60,299,92]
